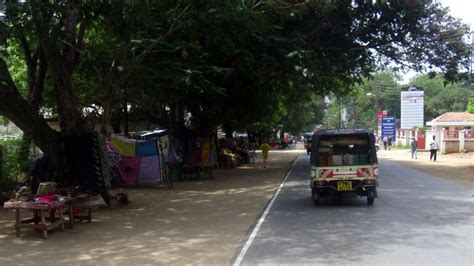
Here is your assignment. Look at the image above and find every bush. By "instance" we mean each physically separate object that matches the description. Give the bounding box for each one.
[0,139,30,192]
[467,98,474,114]
[394,144,411,150]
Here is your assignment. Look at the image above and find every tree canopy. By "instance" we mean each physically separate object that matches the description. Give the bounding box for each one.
[0,0,471,178]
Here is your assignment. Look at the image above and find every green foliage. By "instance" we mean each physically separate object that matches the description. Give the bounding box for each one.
[4,41,28,96]
[0,0,471,142]
[325,71,401,129]
[410,74,474,120]
[393,144,410,150]
[0,139,29,191]
[467,98,474,114]
[0,116,8,126]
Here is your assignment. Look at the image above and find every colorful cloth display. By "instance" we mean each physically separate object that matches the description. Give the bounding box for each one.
[136,139,159,157]
[111,133,167,184]
[138,156,162,183]
[111,136,136,157]
[118,156,141,183]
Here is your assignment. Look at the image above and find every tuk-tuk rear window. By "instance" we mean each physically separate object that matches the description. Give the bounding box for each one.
[314,134,375,166]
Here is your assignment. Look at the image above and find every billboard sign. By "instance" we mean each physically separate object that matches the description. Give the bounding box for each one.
[401,86,424,129]
[381,116,396,140]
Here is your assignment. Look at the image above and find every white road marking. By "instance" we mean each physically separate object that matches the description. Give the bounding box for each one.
[233,156,300,266]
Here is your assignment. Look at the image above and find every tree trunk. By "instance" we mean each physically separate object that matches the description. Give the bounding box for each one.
[18,135,32,173]
[170,100,185,137]
[110,110,122,133]
[49,54,91,135]
[0,86,61,165]
[223,123,233,139]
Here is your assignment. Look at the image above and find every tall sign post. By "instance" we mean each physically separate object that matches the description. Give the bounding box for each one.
[381,116,396,141]
[377,110,387,137]
[401,87,424,129]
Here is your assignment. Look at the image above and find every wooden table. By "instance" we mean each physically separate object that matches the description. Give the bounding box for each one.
[4,199,70,239]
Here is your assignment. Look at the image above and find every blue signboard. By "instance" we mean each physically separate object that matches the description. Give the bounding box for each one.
[381,116,396,140]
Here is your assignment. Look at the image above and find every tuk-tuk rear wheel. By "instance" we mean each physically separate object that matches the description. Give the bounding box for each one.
[367,190,375,205]
[312,189,320,206]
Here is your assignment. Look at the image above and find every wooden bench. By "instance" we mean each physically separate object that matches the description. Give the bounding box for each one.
[68,194,106,229]
[4,199,70,239]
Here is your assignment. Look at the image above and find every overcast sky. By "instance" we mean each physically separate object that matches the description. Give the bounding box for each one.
[440,0,474,27]
[400,0,474,84]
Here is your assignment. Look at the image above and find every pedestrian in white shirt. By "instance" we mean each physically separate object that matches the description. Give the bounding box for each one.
[429,136,439,161]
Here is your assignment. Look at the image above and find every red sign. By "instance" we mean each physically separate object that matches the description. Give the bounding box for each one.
[377,110,387,126]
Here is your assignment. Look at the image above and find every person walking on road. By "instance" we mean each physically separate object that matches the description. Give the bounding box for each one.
[260,141,271,168]
[382,136,388,150]
[410,137,418,159]
[429,136,439,161]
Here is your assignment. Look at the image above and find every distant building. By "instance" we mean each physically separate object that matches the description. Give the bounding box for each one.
[427,112,474,154]
[427,112,474,131]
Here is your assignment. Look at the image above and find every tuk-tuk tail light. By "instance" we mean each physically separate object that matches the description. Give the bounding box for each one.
[373,167,379,177]
[364,179,376,185]
[356,168,369,177]
[315,181,326,187]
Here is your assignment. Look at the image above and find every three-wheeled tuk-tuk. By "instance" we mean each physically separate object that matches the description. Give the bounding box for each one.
[310,129,379,205]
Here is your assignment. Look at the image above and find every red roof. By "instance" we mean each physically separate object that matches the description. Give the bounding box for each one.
[430,112,474,123]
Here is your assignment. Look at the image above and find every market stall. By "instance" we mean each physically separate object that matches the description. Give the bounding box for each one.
[110,131,172,187]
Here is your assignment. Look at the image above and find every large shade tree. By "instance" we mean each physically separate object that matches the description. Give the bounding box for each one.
[0,1,191,192]
[0,0,471,186]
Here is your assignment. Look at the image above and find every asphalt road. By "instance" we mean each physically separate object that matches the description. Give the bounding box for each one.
[236,155,474,265]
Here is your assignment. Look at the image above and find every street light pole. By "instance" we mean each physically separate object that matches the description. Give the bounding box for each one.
[339,98,343,128]
[352,96,357,128]
[470,30,473,77]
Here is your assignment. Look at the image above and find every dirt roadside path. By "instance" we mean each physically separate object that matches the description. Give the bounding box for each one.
[378,149,474,189]
[0,149,301,265]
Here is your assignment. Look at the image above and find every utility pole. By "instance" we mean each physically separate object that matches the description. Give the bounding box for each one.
[352,97,357,128]
[339,98,343,128]
[470,30,473,78]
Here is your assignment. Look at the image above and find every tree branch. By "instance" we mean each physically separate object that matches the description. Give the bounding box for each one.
[116,4,191,87]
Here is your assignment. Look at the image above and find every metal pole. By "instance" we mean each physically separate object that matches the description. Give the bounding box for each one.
[470,30,473,77]
[339,99,343,128]
[352,97,356,128]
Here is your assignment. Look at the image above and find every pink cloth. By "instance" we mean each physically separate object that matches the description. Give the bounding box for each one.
[119,156,142,182]
[35,195,57,203]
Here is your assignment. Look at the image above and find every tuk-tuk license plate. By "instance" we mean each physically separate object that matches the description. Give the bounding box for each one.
[337,181,352,191]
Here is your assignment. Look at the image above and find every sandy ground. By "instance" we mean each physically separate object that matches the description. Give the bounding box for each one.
[378,149,474,189]
[0,149,300,265]
[1,146,471,265]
